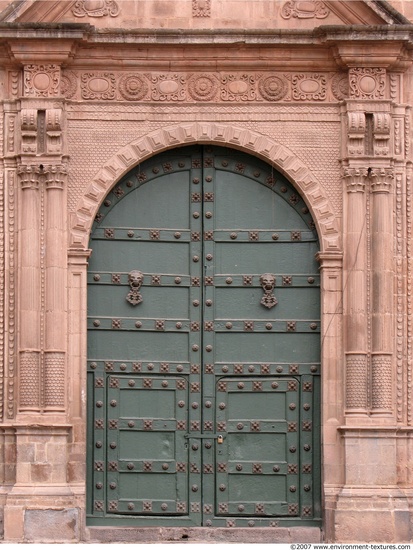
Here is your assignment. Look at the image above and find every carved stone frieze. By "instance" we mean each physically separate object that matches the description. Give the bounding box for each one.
[63,70,350,103]
[72,0,120,17]
[24,64,60,98]
[192,0,211,17]
[281,0,329,19]
[349,68,386,100]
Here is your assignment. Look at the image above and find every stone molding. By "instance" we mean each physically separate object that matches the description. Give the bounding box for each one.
[70,123,341,253]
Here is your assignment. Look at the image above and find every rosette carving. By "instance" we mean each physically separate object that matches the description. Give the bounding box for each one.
[119,74,149,101]
[258,75,288,101]
[187,74,219,101]
[331,73,349,101]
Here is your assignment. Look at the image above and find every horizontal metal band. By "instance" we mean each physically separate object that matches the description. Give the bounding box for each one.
[88,273,191,286]
[92,227,191,242]
[213,230,316,242]
[88,361,192,374]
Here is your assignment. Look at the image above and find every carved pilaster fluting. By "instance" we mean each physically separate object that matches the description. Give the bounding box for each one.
[18,165,41,412]
[44,165,67,411]
[370,167,394,415]
[343,167,368,413]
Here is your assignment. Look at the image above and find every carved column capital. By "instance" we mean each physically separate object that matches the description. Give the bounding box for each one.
[370,167,394,193]
[343,167,368,193]
[18,164,41,190]
[44,164,68,190]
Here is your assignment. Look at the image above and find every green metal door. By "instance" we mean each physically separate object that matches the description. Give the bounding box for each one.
[87,146,321,528]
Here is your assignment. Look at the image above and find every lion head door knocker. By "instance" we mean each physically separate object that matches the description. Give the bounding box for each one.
[126,270,144,306]
[260,273,277,309]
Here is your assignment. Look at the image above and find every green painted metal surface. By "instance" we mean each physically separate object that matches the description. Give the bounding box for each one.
[87,146,321,527]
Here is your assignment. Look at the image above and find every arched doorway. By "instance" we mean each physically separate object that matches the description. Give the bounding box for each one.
[86,145,321,528]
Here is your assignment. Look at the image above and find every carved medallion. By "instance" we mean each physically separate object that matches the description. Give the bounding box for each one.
[72,0,120,17]
[188,74,219,101]
[119,73,149,101]
[151,74,186,101]
[292,73,326,101]
[221,74,257,101]
[81,72,116,100]
[331,73,349,101]
[24,65,60,98]
[349,68,386,100]
[281,1,329,19]
[193,0,211,17]
[61,71,78,99]
[258,75,288,101]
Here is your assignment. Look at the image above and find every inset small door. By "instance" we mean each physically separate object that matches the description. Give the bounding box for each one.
[87,145,321,527]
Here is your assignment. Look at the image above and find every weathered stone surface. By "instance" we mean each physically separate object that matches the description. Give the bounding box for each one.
[24,509,79,542]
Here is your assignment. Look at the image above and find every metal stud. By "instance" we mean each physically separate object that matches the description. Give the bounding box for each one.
[192,344,199,351]
[273,465,280,472]
[230,232,237,239]
[93,274,101,281]
[205,345,212,352]
[128,420,135,427]
[96,401,103,408]
[193,300,200,307]
[128,503,135,510]
[236,464,243,471]
[238,504,245,512]
[226,277,232,284]
[93,320,100,327]
[193,211,200,218]
[206,299,212,306]
[304,485,311,492]
[237,423,244,430]
[176,322,182,329]
[238,382,244,389]
[308,277,315,284]
[222,365,229,373]
[248,365,255,372]
[205,211,212,219]
[289,485,297,492]
[177,364,183,372]
[193,256,199,262]
[191,485,198,492]
[162,463,169,470]
[206,254,213,261]
[272,233,279,240]
[219,402,226,410]
[120,363,127,371]
[266,323,273,330]
[205,400,212,408]
[96,482,103,489]
[289,446,296,453]
[135,321,142,328]
[304,444,311,451]
[174,232,181,239]
[310,323,318,330]
[109,442,117,449]
[289,403,297,410]
[95,441,102,448]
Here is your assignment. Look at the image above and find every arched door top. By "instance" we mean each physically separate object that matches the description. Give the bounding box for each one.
[70,123,341,254]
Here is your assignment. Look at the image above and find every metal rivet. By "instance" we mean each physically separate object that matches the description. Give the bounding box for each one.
[226,277,233,284]
[206,254,213,261]
[95,441,102,448]
[222,365,229,373]
[193,212,200,219]
[266,323,273,330]
[176,322,182,329]
[128,380,135,387]
[304,485,311,492]
[96,401,103,408]
[96,482,103,489]
[161,503,168,510]
[304,444,311,451]
[310,323,317,330]
[289,403,296,410]
[177,364,183,372]
[162,380,169,388]
[219,402,226,410]
[248,521,255,527]
[206,299,212,307]
[276,366,283,373]
[206,520,212,527]
[206,345,212,352]
[193,300,200,307]
[93,274,101,281]
[192,485,198,492]
[162,463,169,470]
[90,362,97,369]
[273,465,280,472]
[219,484,226,492]
[109,482,116,489]
[205,212,212,218]
[238,382,244,389]
[128,420,135,427]
[304,403,311,411]
[289,486,297,493]
[225,322,232,329]
[110,442,117,449]
[135,321,142,328]
[192,344,199,351]
[237,423,244,430]
[230,233,237,240]
[120,363,127,371]
[192,402,199,409]
[272,233,279,240]
[289,446,296,453]
[110,400,117,407]
[127,230,134,238]
[174,232,181,239]
[193,256,199,262]
[178,400,185,408]
[93,320,100,327]
[128,503,135,510]
[236,464,243,471]
[127,463,134,470]
[271,382,279,389]
[192,444,198,451]
[248,365,255,372]
[193,178,200,184]
[205,442,212,449]
[175,277,182,284]
[205,176,212,182]
[238,504,245,512]
[308,277,315,284]
[104,199,111,207]
[147,363,154,371]
[205,401,212,408]
[311,365,318,373]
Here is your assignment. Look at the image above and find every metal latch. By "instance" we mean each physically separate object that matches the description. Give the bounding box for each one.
[184,433,225,441]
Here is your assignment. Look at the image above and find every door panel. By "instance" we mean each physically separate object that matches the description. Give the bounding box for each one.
[87,145,321,528]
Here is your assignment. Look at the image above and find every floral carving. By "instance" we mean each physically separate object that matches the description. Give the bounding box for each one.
[349,68,386,100]
[193,0,211,17]
[72,0,120,17]
[188,74,219,101]
[292,73,326,101]
[331,73,349,101]
[281,1,329,19]
[24,64,60,98]
[81,72,116,100]
[258,75,288,101]
[119,73,149,101]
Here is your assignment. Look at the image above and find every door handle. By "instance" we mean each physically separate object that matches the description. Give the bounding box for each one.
[184,433,225,442]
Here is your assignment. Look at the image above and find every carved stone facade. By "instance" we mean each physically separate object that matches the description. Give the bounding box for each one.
[0,0,413,544]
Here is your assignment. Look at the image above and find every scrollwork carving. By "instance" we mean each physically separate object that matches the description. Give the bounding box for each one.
[24,64,60,98]
[292,73,326,101]
[72,0,120,17]
[349,68,386,100]
[81,72,116,100]
[281,1,329,19]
